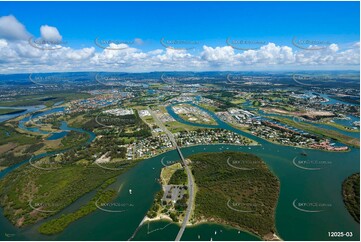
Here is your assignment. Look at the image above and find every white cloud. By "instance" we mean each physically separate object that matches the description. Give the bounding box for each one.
[0,15,30,40]
[201,46,237,63]
[0,15,359,73]
[40,25,62,41]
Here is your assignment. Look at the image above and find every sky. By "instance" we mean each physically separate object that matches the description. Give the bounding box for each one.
[0,1,359,73]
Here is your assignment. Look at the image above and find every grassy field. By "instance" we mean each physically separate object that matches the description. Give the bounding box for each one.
[198,103,219,112]
[189,151,279,239]
[342,173,360,223]
[165,121,207,133]
[271,117,360,148]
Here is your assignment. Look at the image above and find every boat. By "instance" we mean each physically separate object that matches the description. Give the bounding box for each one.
[301,150,308,156]
[129,189,132,195]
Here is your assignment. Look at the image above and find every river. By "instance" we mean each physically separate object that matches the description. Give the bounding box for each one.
[0,101,359,241]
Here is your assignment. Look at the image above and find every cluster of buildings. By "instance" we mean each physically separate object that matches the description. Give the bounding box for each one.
[175,129,254,146]
[172,104,214,124]
[310,141,348,151]
[128,134,173,159]
[103,108,134,116]
[67,94,121,112]
[154,109,175,123]
[138,109,151,117]
[217,108,260,126]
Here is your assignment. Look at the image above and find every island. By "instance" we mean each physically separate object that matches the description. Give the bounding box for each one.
[342,173,360,223]
[145,151,281,240]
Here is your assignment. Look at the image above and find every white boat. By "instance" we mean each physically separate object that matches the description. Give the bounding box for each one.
[129,189,132,195]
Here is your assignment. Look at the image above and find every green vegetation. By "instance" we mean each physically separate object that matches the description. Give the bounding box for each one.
[147,164,189,222]
[198,103,218,112]
[161,163,182,184]
[60,130,89,149]
[0,125,40,146]
[169,169,187,185]
[82,110,151,138]
[0,161,138,227]
[252,100,261,107]
[271,116,360,148]
[38,178,117,235]
[322,121,359,133]
[204,93,237,111]
[342,173,360,223]
[189,151,279,239]
[147,190,164,219]
[165,121,203,133]
[0,125,44,167]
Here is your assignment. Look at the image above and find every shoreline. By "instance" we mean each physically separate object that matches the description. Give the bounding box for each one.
[142,215,283,241]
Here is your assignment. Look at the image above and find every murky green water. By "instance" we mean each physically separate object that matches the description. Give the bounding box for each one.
[0,103,359,241]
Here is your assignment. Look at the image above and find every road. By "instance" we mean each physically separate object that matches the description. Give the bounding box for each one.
[174,146,195,241]
[148,107,195,241]
[147,107,177,146]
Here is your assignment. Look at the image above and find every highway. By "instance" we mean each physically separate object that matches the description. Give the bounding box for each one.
[148,107,195,241]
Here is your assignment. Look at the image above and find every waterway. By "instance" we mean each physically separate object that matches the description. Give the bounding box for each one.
[0,101,359,241]
[0,105,46,123]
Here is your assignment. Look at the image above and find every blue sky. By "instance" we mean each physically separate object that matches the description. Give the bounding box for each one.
[0,1,359,73]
